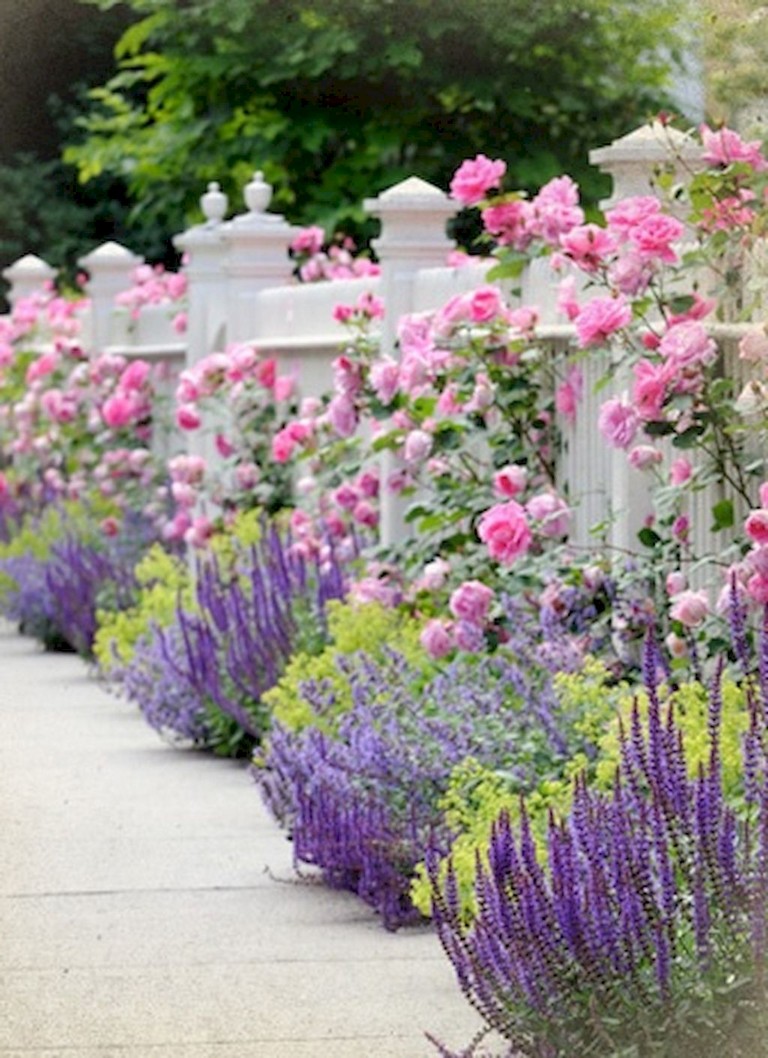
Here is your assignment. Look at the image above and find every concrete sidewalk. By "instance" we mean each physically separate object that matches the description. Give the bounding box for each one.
[0,623,484,1057]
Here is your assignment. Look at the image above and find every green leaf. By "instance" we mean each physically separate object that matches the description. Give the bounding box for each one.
[711,499,734,531]
[637,527,662,548]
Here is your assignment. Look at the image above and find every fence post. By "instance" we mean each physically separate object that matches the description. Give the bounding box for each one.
[222,170,297,342]
[173,181,230,369]
[78,241,144,354]
[365,176,456,547]
[589,121,702,210]
[2,254,56,307]
[589,123,705,558]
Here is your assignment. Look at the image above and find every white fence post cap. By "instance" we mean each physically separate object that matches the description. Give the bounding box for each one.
[2,253,56,284]
[78,241,144,272]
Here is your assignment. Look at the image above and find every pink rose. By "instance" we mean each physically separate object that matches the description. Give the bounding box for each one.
[560,223,617,272]
[575,295,632,348]
[628,444,663,470]
[598,398,639,450]
[628,213,684,263]
[745,509,768,546]
[176,403,202,431]
[370,358,400,404]
[102,393,137,429]
[403,428,433,465]
[328,394,357,438]
[449,580,495,625]
[670,589,709,627]
[467,285,504,323]
[120,359,151,391]
[526,491,570,538]
[666,571,687,596]
[556,276,581,322]
[274,375,295,401]
[739,328,768,362]
[418,557,451,591]
[235,463,260,489]
[271,428,297,463]
[670,457,693,487]
[450,154,507,206]
[477,501,532,564]
[481,199,532,249]
[353,500,378,529]
[493,464,527,498]
[605,195,661,237]
[290,225,325,255]
[632,359,669,420]
[659,322,716,371]
[700,124,767,171]
[747,573,768,606]
[420,619,454,659]
[555,366,583,424]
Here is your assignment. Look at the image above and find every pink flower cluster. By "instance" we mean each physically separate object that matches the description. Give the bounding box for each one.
[420,579,496,657]
[290,227,381,283]
[115,264,187,320]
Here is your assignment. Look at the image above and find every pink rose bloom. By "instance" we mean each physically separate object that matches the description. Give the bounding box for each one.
[608,251,654,296]
[605,195,661,237]
[555,365,583,424]
[162,510,192,542]
[739,328,768,362]
[274,375,295,401]
[450,154,507,205]
[700,124,767,171]
[185,515,215,549]
[102,393,137,428]
[449,580,495,625]
[403,428,433,465]
[235,462,260,489]
[419,557,451,591]
[176,403,202,431]
[120,359,151,391]
[369,358,400,404]
[632,359,669,420]
[745,509,768,546]
[575,295,632,348]
[290,225,325,255]
[493,464,527,498]
[556,276,581,321]
[628,444,663,470]
[760,482,768,508]
[255,358,277,389]
[353,500,378,529]
[560,223,617,272]
[481,199,532,249]
[356,470,379,498]
[666,571,687,596]
[670,589,709,627]
[327,393,357,438]
[659,321,717,372]
[357,291,385,319]
[477,500,532,564]
[333,303,354,324]
[420,619,454,659]
[171,482,197,508]
[673,515,690,542]
[286,420,312,444]
[26,351,58,383]
[468,285,504,323]
[529,176,585,243]
[628,213,684,263]
[271,428,297,463]
[748,573,768,606]
[215,433,235,458]
[598,397,639,449]
[670,457,693,487]
[666,632,688,659]
[526,491,570,538]
[333,484,359,510]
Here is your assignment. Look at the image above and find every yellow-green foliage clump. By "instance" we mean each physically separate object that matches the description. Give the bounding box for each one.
[411,665,750,920]
[594,677,748,800]
[0,500,104,606]
[94,545,191,672]
[262,600,427,734]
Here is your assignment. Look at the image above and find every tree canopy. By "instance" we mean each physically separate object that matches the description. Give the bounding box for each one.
[66,0,691,239]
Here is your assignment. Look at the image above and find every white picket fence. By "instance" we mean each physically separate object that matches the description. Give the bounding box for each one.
[2,123,764,568]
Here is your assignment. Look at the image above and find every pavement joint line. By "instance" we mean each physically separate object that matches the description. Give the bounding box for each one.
[0,884,300,899]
